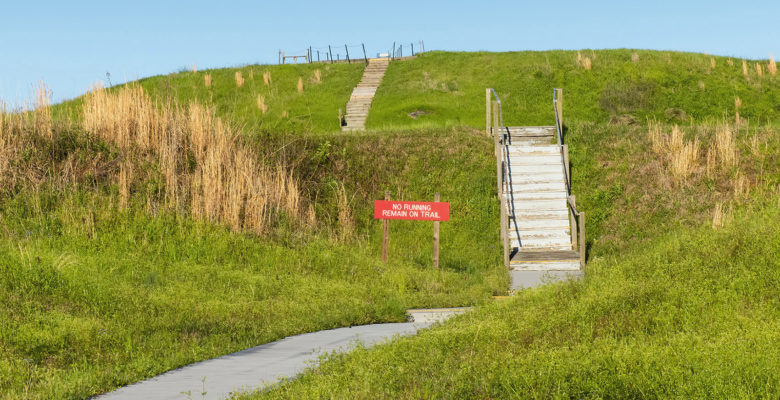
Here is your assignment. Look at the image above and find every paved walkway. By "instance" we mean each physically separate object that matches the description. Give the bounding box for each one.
[95,323,429,400]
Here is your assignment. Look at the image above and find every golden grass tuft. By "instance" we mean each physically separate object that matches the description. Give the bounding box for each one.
[727,58,734,66]
[263,71,272,86]
[648,122,699,183]
[711,202,731,229]
[335,182,354,242]
[755,63,763,77]
[204,74,212,87]
[81,85,302,233]
[734,96,742,125]
[281,110,289,118]
[709,124,738,173]
[191,64,197,73]
[297,77,304,93]
[313,69,322,83]
[582,57,592,71]
[631,52,639,62]
[710,57,716,69]
[256,94,267,114]
[769,54,777,75]
[34,81,53,139]
[576,51,582,66]
[235,71,245,87]
[742,60,748,77]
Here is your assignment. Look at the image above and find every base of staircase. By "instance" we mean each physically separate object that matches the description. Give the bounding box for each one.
[509,270,583,291]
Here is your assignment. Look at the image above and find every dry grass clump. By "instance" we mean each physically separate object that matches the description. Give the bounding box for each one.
[755,63,763,77]
[631,52,639,62]
[727,58,734,66]
[82,85,302,233]
[710,57,716,69]
[297,77,304,93]
[235,71,245,87]
[706,125,738,176]
[313,69,322,83]
[769,54,777,75]
[335,182,354,242]
[734,96,742,125]
[257,94,267,114]
[742,60,749,77]
[711,202,731,229]
[204,74,212,87]
[648,121,699,183]
[263,71,272,86]
[191,64,197,73]
[576,52,592,70]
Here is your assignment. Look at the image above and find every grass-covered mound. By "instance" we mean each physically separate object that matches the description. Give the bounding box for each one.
[0,89,504,398]
[368,50,779,128]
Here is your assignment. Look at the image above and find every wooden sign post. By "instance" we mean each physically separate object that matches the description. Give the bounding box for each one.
[374,193,450,267]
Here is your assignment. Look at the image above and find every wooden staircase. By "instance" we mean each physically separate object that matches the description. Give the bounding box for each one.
[488,89,586,290]
[342,59,390,131]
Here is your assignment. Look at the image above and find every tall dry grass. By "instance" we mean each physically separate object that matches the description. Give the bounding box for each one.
[77,85,302,233]
[235,71,245,87]
[204,74,212,87]
[263,71,272,86]
[257,94,268,114]
[769,54,777,76]
[313,69,322,83]
[648,122,699,183]
[742,60,748,77]
[631,53,639,62]
[582,57,592,71]
[756,63,763,77]
[297,77,304,93]
[710,57,716,69]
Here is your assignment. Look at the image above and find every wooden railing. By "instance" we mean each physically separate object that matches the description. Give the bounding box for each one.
[486,89,511,268]
[553,88,586,268]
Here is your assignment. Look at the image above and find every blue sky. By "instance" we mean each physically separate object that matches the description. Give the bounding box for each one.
[2,0,778,106]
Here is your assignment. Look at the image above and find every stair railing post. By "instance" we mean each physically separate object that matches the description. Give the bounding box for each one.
[500,187,509,268]
[569,195,578,248]
[328,45,333,64]
[345,44,350,63]
[486,89,491,136]
[556,88,563,129]
[362,43,368,65]
[579,212,586,269]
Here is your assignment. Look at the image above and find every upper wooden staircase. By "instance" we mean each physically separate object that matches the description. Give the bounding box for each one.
[487,89,586,290]
[342,59,390,131]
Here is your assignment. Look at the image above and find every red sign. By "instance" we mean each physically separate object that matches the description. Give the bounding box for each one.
[374,200,450,221]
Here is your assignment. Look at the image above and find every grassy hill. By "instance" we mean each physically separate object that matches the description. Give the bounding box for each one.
[1,49,778,398]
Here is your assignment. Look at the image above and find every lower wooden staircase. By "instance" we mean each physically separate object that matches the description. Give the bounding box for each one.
[488,89,586,290]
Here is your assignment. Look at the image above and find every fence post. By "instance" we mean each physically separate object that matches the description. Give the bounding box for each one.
[392,42,396,60]
[362,43,368,64]
[399,44,403,58]
[345,44,350,63]
[317,50,320,62]
[433,193,440,269]
[411,43,414,56]
[486,89,491,136]
[383,191,390,262]
[328,45,333,64]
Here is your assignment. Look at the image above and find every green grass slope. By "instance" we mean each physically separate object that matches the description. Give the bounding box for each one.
[368,50,779,128]
[55,62,364,133]
[252,203,780,398]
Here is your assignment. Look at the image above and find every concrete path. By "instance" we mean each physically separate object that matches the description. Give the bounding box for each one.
[95,322,429,400]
